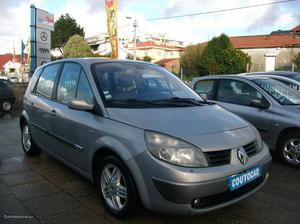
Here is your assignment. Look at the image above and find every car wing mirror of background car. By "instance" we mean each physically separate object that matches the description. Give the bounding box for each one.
[250,99,269,109]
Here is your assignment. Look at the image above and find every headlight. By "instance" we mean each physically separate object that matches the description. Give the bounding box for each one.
[144,131,208,167]
[252,126,263,152]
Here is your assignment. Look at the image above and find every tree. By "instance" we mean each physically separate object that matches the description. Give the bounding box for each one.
[63,35,94,58]
[51,14,85,53]
[143,56,152,62]
[180,44,206,77]
[200,34,251,75]
[294,53,300,72]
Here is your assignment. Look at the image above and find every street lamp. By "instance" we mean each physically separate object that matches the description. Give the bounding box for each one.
[126,17,137,60]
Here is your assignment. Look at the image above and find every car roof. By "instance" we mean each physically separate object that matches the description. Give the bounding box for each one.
[192,74,270,82]
[243,71,300,76]
[39,58,156,68]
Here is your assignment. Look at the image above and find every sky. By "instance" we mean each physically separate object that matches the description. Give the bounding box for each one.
[0,0,300,54]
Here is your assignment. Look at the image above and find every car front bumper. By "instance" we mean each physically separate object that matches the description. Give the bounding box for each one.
[126,143,272,215]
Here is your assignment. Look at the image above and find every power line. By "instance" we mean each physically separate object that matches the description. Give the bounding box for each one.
[146,0,295,21]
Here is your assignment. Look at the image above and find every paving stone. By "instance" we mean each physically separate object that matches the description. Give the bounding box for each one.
[224,198,271,220]
[0,195,40,224]
[103,209,173,224]
[58,180,95,198]
[254,206,300,224]
[204,212,254,224]
[10,180,61,201]
[5,154,55,166]
[0,160,29,175]
[167,210,223,224]
[0,170,43,186]
[27,161,65,175]
[0,181,12,196]
[24,192,81,218]
[40,207,110,224]
[254,187,300,212]
[77,191,107,215]
[43,169,81,185]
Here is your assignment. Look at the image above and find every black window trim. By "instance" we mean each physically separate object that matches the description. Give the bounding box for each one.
[215,78,271,109]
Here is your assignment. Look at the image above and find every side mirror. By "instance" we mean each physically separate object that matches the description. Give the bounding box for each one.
[199,93,208,100]
[68,100,94,111]
[250,99,269,109]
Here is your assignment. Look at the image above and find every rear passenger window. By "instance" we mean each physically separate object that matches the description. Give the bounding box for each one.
[57,63,81,103]
[194,80,215,100]
[36,63,60,98]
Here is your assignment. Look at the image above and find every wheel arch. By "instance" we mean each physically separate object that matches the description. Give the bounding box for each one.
[91,147,125,184]
[276,127,300,149]
[19,111,29,128]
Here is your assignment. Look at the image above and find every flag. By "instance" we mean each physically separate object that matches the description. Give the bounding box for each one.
[13,44,16,62]
[21,40,25,64]
[26,38,30,65]
[105,0,118,58]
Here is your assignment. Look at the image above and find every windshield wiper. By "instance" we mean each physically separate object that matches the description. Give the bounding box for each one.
[153,97,207,106]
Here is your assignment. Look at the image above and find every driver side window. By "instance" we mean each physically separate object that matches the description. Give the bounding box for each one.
[217,79,265,106]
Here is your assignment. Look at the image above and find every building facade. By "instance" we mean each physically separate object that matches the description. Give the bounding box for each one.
[229,25,300,72]
[86,34,185,62]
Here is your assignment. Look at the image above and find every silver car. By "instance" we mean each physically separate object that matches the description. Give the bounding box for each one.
[20,59,271,218]
[192,75,300,167]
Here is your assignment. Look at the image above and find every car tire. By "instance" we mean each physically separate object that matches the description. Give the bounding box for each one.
[95,155,140,218]
[277,132,300,167]
[21,122,41,156]
[1,101,12,111]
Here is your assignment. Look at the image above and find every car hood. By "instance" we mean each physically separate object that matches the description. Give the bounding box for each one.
[106,104,252,149]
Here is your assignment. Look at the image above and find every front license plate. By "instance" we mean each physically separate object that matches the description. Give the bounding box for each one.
[228,166,261,191]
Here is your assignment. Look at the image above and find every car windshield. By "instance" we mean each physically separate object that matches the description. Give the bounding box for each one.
[290,75,300,82]
[253,78,300,105]
[92,62,203,108]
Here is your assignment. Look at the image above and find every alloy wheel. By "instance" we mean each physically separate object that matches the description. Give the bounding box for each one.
[283,138,300,165]
[100,164,128,211]
[22,125,32,152]
[2,102,11,111]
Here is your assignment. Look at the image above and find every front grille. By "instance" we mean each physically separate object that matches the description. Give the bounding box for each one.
[192,176,264,209]
[205,150,231,167]
[244,141,259,157]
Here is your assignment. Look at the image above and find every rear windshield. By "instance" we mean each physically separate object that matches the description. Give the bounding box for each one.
[91,62,201,107]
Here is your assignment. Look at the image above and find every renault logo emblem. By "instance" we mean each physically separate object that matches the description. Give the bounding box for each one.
[237,148,248,164]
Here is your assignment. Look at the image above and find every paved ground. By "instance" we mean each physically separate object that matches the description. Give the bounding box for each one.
[0,118,300,224]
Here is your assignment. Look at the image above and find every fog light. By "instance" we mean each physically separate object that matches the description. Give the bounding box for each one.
[192,198,200,207]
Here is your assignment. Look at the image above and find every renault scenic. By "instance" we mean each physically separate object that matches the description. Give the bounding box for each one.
[20,59,271,218]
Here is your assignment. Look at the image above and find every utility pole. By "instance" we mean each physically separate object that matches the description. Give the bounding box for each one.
[126,17,138,60]
[133,19,137,60]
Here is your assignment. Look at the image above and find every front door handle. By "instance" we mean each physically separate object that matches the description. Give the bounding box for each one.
[49,109,56,116]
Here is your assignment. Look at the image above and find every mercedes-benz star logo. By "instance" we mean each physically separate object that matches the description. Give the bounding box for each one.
[237,148,248,165]
[40,31,48,41]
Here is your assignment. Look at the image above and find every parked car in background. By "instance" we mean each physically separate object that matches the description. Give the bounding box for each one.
[246,71,300,82]
[192,75,300,167]
[241,73,300,92]
[0,79,15,111]
[20,59,271,218]
[8,76,18,83]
